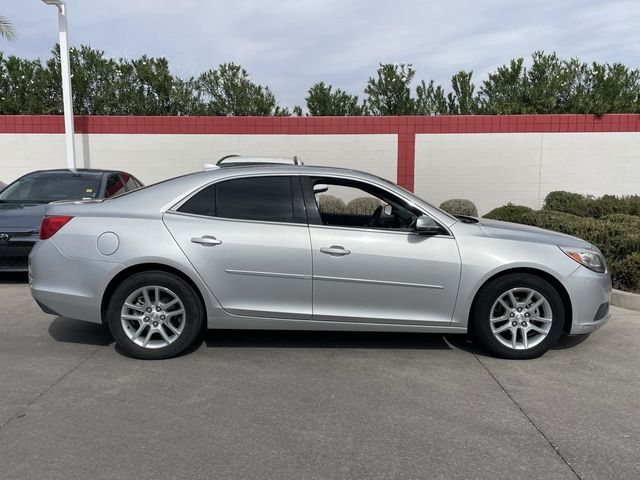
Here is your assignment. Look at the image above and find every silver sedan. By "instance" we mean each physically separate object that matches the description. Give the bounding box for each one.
[29,157,611,359]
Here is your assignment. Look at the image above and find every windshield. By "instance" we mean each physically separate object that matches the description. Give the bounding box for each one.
[0,172,102,203]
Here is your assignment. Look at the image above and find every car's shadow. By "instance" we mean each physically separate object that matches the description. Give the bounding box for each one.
[48,317,464,354]
[47,317,590,358]
[49,317,113,346]
[203,329,455,350]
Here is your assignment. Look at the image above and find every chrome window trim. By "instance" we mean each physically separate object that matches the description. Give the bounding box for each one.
[309,223,454,239]
[164,210,309,228]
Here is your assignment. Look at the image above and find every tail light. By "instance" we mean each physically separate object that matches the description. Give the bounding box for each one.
[39,215,74,240]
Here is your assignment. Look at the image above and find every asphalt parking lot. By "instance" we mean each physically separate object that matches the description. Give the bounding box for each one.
[0,275,638,480]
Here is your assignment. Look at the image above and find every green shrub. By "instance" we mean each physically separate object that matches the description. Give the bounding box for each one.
[543,191,587,216]
[544,191,640,218]
[483,203,532,223]
[318,195,346,214]
[346,197,382,215]
[439,199,478,217]
[600,213,640,229]
[611,252,640,292]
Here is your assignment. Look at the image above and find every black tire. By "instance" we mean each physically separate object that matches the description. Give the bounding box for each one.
[472,273,565,359]
[106,271,204,360]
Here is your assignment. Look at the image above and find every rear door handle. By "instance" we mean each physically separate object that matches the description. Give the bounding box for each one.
[320,245,351,256]
[191,235,222,246]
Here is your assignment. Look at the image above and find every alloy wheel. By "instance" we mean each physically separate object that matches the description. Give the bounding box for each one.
[120,285,186,349]
[489,287,553,350]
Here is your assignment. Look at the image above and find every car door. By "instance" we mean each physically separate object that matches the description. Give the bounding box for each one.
[303,176,461,325]
[163,175,312,319]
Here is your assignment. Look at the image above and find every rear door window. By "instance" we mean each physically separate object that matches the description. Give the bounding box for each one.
[178,176,305,223]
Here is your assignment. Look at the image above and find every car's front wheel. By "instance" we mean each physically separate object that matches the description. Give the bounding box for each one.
[106,271,204,359]
[472,273,565,359]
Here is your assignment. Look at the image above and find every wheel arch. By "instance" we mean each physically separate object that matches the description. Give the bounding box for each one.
[101,263,208,325]
[468,267,573,335]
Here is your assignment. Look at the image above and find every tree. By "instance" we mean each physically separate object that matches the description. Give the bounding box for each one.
[0,16,15,41]
[476,51,640,115]
[44,45,198,115]
[3,45,640,116]
[477,58,526,114]
[448,70,476,114]
[583,62,640,115]
[415,80,447,115]
[196,63,283,116]
[365,63,415,115]
[305,82,365,115]
[0,53,54,114]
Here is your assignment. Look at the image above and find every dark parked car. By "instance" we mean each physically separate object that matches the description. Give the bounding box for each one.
[0,169,143,271]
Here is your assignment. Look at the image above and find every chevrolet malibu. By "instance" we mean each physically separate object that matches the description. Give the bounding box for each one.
[29,157,611,360]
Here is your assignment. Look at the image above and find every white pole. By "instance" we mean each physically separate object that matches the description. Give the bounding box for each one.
[57,2,76,170]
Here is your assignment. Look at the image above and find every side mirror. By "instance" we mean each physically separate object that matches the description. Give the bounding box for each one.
[414,215,442,235]
[313,184,329,194]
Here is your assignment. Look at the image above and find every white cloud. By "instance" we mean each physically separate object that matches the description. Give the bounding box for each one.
[2,0,640,107]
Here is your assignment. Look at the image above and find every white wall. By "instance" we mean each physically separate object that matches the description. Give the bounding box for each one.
[2,131,639,215]
[415,132,640,214]
[0,133,397,186]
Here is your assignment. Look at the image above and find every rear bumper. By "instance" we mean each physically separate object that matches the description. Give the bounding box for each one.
[29,239,119,324]
[564,266,612,335]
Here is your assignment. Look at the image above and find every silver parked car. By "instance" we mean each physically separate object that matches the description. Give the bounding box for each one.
[29,157,611,360]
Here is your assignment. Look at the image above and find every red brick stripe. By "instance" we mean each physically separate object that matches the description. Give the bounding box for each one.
[1,114,638,135]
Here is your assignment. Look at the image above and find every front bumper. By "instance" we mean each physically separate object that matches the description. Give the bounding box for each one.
[564,265,612,335]
[0,240,35,271]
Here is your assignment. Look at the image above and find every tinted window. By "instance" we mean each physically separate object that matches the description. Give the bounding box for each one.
[179,177,299,223]
[217,177,294,223]
[179,184,216,217]
[0,172,102,203]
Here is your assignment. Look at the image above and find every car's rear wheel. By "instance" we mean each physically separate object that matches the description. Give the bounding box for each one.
[106,271,204,359]
[472,273,565,359]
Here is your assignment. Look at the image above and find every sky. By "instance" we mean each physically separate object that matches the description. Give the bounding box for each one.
[2,0,640,108]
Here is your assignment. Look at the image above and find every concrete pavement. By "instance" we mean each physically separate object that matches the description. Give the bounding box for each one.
[0,276,638,480]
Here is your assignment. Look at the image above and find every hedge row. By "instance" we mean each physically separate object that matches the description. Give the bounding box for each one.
[544,191,640,218]
[484,197,640,292]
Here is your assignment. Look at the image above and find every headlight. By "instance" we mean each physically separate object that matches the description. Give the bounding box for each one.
[558,246,606,273]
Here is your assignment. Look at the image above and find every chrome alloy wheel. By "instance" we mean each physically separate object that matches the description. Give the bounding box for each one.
[489,287,553,350]
[120,285,186,349]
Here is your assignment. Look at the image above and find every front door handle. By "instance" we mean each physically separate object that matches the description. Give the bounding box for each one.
[320,245,351,256]
[191,235,222,246]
